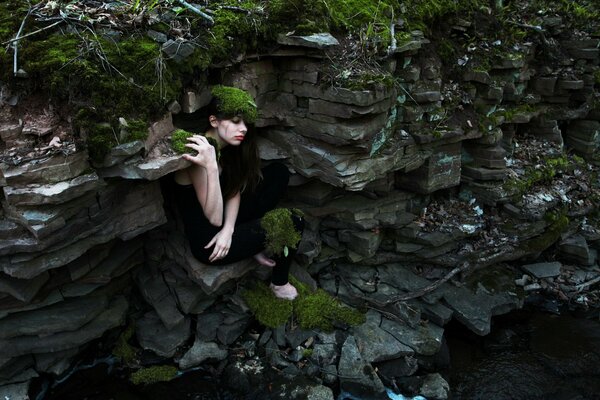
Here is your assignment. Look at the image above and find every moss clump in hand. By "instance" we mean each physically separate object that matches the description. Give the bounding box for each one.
[171,129,195,154]
[171,129,220,159]
[211,85,258,124]
[260,208,302,257]
[130,365,178,385]
[243,277,365,330]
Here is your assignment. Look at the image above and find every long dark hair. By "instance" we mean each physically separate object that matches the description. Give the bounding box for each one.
[208,99,261,199]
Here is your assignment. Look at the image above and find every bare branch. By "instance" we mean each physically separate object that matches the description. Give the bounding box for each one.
[2,20,63,46]
[177,0,214,24]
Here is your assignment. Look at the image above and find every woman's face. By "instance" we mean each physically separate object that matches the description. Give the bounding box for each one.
[212,115,247,147]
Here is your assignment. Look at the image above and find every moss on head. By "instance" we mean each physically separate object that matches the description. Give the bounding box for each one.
[260,208,302,256]
[243,277,365,331]
[211,85,257,124]
[130,365,178,385]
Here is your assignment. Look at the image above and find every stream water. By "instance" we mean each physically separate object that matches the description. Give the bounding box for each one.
[33,307,600,400]
[445,308,600,400]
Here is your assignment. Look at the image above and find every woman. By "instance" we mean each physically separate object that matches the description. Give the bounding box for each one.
[173,86,301,300]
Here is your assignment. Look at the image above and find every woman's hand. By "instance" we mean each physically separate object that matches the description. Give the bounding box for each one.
[182,135,217,169]
[205,227,233,262]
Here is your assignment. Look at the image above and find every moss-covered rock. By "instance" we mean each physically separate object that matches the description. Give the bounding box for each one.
[130,365,178,385]
[112,323,137,364]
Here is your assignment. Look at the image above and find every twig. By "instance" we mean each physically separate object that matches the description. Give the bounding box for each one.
[177,0,214,24]
[387,9,396,56]
[576,275,600,292]
[13,3,32,76]
[2,20,63,45]
[340,262,471,308]
[506,20,545,33]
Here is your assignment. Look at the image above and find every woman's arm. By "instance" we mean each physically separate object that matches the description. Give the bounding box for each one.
[205,191,241,262]
[182,135,223,226]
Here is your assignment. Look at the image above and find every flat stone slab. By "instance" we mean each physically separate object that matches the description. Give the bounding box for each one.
[166,230,256,295]
[277,33,339,49]
[178,340,227,369]
[0,296,127,358]
[136,311,191,358]
[98,154,190,181]
[380,318,444,356]
[0,151,89,186]
[0,271,48,302]
[338,335,386,399]
[3,172,103,206]
[442,285,521,335]
[353,311,414,363]
[520,261,562,278]
[0,295,108,339]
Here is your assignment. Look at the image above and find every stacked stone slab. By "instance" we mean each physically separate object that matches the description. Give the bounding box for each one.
[0,139,166,384]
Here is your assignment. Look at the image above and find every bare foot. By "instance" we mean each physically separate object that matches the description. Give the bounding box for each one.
[253,252,276,267]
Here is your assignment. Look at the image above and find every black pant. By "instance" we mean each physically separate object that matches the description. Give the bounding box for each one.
[189,163,302,285]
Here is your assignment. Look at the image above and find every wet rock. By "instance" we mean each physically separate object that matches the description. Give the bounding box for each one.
[136,271,184,330]
[310,343,337,366]
[380,318,443,356]
[33,347,79,375]
[338,336,386,399]
[136,311,191,358]
[559,234,594,265]
[196,313,224,342]
[0,151,89,186]
[161,39,195,62]
[181,88,212,113]
[0,271,48,303]
[178,340,227,369]
[217,317,250,345]
[377,355,419,381]
[277,33,339,49]
[396,373,449,400]
[520,261,562,279]
[3,172,103,206]
[353,311,414,363]
[0,296,127,358]
[0,381,31,400]
[442,283,521,335]
[0,295,108,339]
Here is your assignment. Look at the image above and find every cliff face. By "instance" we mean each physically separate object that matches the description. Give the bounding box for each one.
[0,0,599,396]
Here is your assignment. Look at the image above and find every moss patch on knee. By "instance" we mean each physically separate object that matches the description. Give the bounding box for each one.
[243,277,365,331]
[260,208,302,256]
[130,365,178,385]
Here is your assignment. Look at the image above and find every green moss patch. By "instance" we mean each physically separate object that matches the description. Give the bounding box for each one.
[243,277,365,331]
[260,208,302,256]
[171,129,196,154]
[130,365,178,385]
[211,85,257,124]
[112,323,137,364]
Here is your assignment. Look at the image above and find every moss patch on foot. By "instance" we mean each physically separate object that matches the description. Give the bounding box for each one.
[243,277,365,331]
[130,365,178,385]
